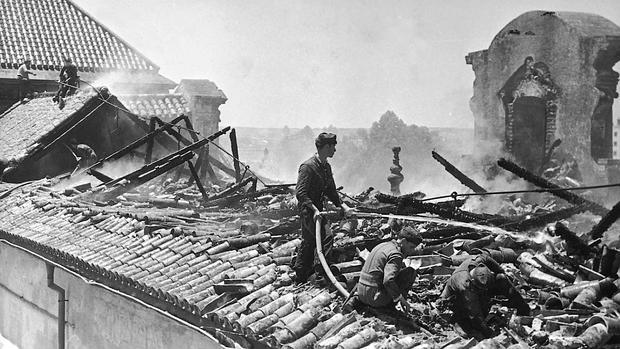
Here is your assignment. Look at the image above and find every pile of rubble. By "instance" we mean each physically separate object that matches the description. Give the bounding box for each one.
[1,151,619,349]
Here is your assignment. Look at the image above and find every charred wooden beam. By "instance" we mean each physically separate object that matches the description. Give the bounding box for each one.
[93,151,194,201]
[153,117,193,146]
[203,185,289,208]
[375,192,496,223]
[145,117,157,164]
[432,150,487,193]
[99,127,230,197]
[86,114,187,171]
[589,200,620,239]
[86,168,113,183]
[501,203,596,232]
[99,127,230,189]
[425,232,488,245]
[497,158,609,216]
[420,226,474,239]
[230,128,242,183]
[187,161,208,201]
[205,177,255,202]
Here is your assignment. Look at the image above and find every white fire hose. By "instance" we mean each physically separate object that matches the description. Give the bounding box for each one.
[315,217,351,298]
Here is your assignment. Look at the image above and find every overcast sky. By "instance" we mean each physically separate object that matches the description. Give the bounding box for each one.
[73,0,620,129]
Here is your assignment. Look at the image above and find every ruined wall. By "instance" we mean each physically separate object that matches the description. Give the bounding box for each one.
[468,11,620,183]
[0,242,221,349]
[188,96,222,138]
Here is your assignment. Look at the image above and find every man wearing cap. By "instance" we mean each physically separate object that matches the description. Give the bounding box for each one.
[357,226,421,313]
[295,132,354,283]
[16,59,36,99]
[439,253,530,339]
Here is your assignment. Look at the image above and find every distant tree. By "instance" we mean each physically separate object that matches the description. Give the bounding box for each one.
[325,124,338,134]
[334,110,437,193]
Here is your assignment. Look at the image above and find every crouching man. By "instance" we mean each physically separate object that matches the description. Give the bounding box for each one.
[357,226,422,313]
[439,252,530,340]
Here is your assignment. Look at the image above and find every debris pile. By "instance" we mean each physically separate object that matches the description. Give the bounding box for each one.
[1,148,620,349]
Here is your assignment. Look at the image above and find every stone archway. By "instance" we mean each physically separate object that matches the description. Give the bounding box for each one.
[591,42,620,161]
[498,56,561,173]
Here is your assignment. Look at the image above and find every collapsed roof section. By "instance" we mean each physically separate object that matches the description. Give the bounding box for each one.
[0,90,185,182]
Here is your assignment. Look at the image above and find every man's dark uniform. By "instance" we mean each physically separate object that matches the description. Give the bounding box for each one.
[55,61,79,100]
[294,154,341,282]
[358,241,416,308]
[440,253,529,339]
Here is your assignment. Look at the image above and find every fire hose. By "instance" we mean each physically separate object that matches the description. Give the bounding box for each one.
[315,216,351,298]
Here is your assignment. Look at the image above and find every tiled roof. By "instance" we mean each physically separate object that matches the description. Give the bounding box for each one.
[174,79,227,100]
[116,94,191,120]
[0,0,157,72]
[0,181,432,348]
[0,92,97,163]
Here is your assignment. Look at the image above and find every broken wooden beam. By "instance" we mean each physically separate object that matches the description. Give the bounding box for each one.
[145,117,157,164]
[230,128,242,183]
[432,150,487,193]
[87,168,113,183]
[500,203,596,232]
[86,114,187,171]
[99,127,230,188]
[206,177,255,202]
[374,192,497,223]
[497,158,608,216]
[187,160,208,201]
[93,151,194,201]
[589,200,620,239]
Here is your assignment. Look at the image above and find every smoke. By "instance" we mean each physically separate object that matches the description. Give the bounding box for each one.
[88,71,142,94]
[53,157,146,192]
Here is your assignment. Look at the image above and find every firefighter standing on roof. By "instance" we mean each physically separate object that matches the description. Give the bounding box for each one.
[53,57,79,103]
[294,132,354,283]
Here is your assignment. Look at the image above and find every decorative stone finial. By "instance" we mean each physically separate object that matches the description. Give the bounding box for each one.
[387,146,404,195]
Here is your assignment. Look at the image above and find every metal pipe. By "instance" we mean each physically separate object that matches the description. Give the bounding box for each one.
[46,263,66,349]
[315,218,350,298]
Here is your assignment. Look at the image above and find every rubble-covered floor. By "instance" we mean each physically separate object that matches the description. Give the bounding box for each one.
[0,172,619,349]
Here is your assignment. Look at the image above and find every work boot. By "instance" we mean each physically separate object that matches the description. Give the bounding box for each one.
[52,96,58,103]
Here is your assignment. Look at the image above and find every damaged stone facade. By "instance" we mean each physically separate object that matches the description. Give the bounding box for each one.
[467,11,620,184]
